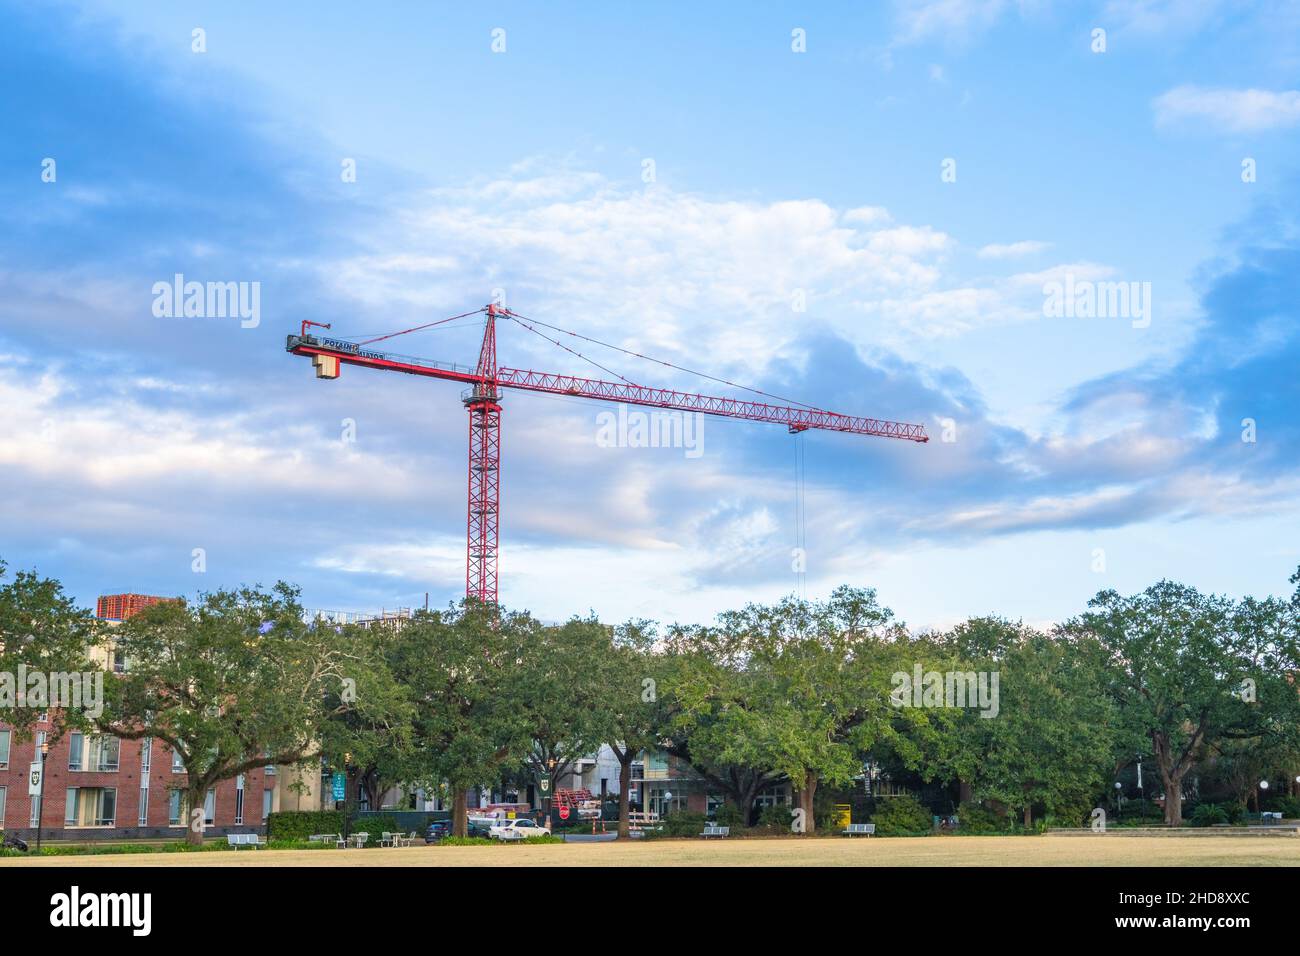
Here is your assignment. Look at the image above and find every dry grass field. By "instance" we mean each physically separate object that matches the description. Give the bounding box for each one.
[3,834,1297,867]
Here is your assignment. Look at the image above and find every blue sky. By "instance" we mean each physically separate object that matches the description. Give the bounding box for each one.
[2,0,1298,628]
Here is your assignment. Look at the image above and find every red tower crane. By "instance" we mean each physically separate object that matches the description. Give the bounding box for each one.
[287,305,928,604]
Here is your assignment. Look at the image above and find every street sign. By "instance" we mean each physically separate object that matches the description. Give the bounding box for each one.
[558,806,570,821]
[331,772,346,802]
[28,762,43,796]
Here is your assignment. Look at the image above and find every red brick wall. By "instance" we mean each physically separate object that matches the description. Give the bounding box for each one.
[0,718,275,838]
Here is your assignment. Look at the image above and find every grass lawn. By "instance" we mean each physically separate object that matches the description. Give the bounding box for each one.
[3,834,1297,867]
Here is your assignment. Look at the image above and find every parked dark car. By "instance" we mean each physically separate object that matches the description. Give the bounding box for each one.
[424,820,452,843]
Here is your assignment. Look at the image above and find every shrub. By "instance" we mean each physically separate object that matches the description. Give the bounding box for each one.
[871,795,933,836]
[1266,795,1300,819]
[267,810,345,841]
[755,804,794,834]
[660,810,708,837]
[1120,798,1162,821]
[1188,803,1230,828]
[434,834,564,846]
[956,802,1011,834]
[713,804,745,830]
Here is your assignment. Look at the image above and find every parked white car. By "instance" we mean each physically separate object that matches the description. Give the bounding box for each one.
[489,818,552,841]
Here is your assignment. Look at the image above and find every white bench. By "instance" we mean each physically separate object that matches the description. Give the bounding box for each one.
[226,833,266,849]
[842,823,875,837]
[700,825,730,838]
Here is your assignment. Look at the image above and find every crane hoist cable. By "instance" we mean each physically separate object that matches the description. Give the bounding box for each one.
[504,309,824,412]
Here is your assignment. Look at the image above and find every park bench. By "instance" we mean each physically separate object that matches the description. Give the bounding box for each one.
[226,833,266,849]
[842,823,876,837]
[700,825,730,838]
[350,832,370,848]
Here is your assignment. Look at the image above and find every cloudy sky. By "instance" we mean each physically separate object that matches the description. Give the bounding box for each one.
[2,1,1298,629]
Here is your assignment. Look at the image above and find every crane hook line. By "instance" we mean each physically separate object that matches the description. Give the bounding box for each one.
[505,314,644,388]
[503,309,824,412]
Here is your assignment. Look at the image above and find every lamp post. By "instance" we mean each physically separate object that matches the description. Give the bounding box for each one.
[36,740,49,854]
[1114,781,1123,820]
[544,757,557,830]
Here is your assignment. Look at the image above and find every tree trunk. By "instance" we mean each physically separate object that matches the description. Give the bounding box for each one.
[795,771,818,835]
[738,777,764,826]
[1160,770,1184,827]
[1022,805,1032,829]
[958,778,973,804]
[617,755,632,840]
[186,784,207,846]
[451,788,469,837]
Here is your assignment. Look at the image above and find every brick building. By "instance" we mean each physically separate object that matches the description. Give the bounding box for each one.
[0,593,320,842]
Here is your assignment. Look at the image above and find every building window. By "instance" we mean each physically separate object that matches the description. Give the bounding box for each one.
[168,789,183,826]
[0,729,9,770]
[235,775,245,825]
[112,648,128,673]
[0,785,6,828]
[65,787,117,827]
[172,749,185,773]
[204,789,216,826]
[35,731,46,764]
[30,788,41,827]
[140,738,152,773]
[138,784,149,826]
[69,734,120,772]
[262,788,274,821]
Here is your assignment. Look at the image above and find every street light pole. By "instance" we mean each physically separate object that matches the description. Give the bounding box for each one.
[35,740,49,854]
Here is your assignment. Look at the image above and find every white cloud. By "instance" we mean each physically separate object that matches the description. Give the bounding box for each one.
[977,240,1050,259]
[893,0,1011,45]
[1153,85,1300,132]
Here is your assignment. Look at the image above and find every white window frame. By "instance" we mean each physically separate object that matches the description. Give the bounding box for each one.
[0,785,6,828]
[234,774,245,825]
[0,729,9,769]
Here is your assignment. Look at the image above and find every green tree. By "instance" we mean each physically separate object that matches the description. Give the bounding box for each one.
[317,621,414,813]
[393,601,530,836]
[0,559,102,740]
[515,617,616,826]
[1075,581,1300,826]
[99,584,386,845]
[599,620,662,839]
